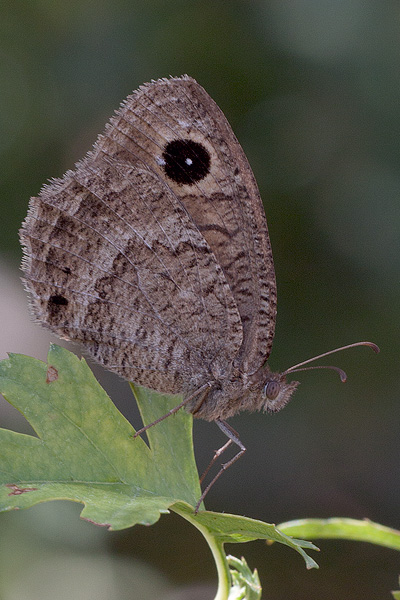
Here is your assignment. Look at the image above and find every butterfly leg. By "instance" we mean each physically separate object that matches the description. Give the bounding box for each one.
[199,438,233,485]
[133,382,212,438]
[195,419,246,513]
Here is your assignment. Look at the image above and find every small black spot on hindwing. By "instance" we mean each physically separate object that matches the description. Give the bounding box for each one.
[47,294,69,322]
[49,294,69,306]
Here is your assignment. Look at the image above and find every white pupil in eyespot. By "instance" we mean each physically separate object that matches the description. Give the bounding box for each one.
[185,157,193,166]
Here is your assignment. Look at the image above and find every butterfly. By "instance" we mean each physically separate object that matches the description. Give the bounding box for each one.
[20,76,378,510]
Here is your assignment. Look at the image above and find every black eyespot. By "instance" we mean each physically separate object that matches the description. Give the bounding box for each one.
[162,139,211,185]
[49,294,69,306]
[264,380,280,400]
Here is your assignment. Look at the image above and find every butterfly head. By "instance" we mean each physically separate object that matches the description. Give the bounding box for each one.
[262,340,379,414]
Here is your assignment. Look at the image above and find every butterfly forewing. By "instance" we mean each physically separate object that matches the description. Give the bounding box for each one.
[112,76,277,373]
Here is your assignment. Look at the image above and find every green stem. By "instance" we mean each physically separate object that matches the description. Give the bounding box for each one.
[278,518,400,551]
[173,506,231,600]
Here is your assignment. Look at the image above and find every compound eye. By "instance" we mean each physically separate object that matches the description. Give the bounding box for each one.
[264,381,280,400]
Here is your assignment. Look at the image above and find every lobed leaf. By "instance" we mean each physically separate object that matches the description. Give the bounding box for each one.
[0,345,318,575]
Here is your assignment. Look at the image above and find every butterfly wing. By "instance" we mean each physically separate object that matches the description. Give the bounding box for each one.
[113,76,277,373]
[20,76,276,393]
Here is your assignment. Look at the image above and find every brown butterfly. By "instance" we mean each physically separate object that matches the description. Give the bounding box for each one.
[20,76,379,511]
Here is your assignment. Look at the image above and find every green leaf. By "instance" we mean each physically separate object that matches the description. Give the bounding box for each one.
[226,556,261,600]
[277,518,400,552]
[174,503,319,569]
[0,344,200,528]
[0,345,320,600]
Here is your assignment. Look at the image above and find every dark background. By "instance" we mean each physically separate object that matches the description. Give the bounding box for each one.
[0,1,399,598]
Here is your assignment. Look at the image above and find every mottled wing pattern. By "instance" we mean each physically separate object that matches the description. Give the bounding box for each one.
[20,76,276,393]
[20,102,242,393]
[115,76,277,373]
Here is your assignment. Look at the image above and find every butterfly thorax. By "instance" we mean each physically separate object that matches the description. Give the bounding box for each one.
[188,363,299,421]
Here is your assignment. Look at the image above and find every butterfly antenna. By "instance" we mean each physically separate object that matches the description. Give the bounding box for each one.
[282,341,380,381]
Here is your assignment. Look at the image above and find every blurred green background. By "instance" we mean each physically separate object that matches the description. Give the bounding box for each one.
[0,1,399,598]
